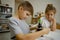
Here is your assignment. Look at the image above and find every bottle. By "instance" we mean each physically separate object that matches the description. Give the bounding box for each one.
[37,19,43,37]
[37,19,43,31]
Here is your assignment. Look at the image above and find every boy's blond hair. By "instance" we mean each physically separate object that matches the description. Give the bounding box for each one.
[18,1,33,16]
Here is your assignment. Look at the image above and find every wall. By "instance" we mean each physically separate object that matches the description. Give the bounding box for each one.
[1,0,60,24]
[25,0,60,24]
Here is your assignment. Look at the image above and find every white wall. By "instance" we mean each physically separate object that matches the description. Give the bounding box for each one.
[2,0,60,24]
[1,0,15,14]
[25,0,60,24]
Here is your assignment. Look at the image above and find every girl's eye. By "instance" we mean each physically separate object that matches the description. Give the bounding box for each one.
[47,14,49,16]
[51,14,53,16]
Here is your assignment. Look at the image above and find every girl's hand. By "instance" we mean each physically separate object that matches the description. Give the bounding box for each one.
[49,15,56,23]
[51,17,56,24]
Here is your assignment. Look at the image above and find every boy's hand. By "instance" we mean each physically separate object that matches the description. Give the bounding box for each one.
[42,28,50,34]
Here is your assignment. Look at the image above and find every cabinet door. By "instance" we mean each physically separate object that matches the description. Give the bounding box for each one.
[0,32,11,40]
[57,23,60,29]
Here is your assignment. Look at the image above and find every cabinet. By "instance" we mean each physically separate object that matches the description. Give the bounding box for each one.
[0,4,12,30]
[0,32,11,40]
[56,23,60,29]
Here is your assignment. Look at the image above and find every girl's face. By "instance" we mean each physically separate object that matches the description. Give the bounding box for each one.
[45,10,55,21]
[18,7,31,20]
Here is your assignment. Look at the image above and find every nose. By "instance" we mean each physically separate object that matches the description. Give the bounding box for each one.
[49,15,51,18]
[25,16,28,19]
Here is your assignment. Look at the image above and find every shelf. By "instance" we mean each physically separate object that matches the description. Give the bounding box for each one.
[0,22,8,24]
[0,18,8,20]
[0,4,9,7]
[0,6,12,31]
[0,29,10,33]
[0,12,12,15]
[0,20,9,24]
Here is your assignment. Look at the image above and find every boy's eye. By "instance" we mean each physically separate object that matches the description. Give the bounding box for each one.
[26,13,30,16]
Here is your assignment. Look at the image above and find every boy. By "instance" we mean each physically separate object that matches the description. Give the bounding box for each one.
[8,1,50,40]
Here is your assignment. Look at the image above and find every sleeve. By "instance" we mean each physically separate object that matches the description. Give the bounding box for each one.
[8,19,23,34]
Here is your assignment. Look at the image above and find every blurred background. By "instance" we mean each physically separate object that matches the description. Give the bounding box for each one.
[0,0,60,40]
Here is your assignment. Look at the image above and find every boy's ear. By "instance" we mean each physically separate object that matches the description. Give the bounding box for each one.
[19,6,24,11]
[18,6,24,13]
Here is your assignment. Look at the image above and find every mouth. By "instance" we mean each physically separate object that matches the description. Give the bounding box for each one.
[23,17,27,19]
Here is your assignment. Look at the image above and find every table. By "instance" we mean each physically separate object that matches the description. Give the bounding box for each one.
[44,29,60,40]
[36,29,60,40]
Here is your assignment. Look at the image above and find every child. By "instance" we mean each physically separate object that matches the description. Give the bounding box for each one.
[8,1,50,40]
[40,4,56,31]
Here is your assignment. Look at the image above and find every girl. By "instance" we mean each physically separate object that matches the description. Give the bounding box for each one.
[40,4,56,31]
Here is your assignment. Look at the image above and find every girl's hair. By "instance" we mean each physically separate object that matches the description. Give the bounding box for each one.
[18,1,33,15]
[45,4,56,14]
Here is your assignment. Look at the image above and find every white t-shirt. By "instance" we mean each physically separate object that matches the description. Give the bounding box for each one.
[40,17,51,28]
[8,17,30,37]
[8,17,51,40]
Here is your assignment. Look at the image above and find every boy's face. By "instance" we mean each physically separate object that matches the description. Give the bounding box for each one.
[45,10,55,21]
[18,7,31,20]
